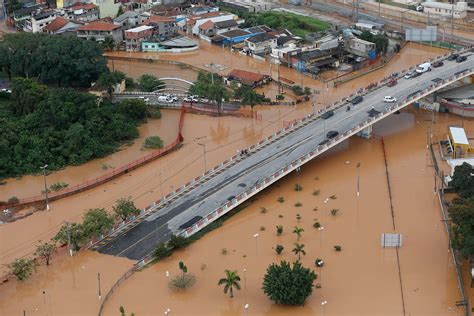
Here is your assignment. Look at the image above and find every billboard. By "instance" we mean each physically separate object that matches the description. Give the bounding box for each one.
[405,26,437,42]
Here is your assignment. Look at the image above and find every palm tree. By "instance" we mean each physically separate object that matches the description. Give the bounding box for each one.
[292,243,306,260]
[293,226,304,241]
[218,270,241,298]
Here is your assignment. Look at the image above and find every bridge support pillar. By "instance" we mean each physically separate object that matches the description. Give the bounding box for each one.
[357,125,372,139]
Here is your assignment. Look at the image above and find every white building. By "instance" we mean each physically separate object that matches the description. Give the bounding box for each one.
[188,11,237,35]
[421,1,468,19]
[23,10,57,33]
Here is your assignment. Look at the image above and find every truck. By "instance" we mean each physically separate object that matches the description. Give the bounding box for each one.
[416,62,431,74]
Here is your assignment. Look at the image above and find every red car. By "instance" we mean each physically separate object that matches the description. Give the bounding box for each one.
[387,78,397,87]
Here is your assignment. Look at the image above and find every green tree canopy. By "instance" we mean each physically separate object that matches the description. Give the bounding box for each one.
[97,71,126,99]
[10,77,48,115]
[262,260,317,305]
[82,208,115,238]
[449,162,474,198]
[449,197,474,257]
[8,258,37,281]
[53,222,86,251]
[359,31,389,55]
[113,197,141,221]
[34,240,56,266]
[138,74,164,92]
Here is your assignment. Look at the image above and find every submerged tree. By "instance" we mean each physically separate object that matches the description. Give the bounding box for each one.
[34,240,56,266]
[8,258,37,281]
[218,270,241,298]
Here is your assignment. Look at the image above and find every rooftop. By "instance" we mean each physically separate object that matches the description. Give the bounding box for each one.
[227,69,266,86]
[246,33,276,43]
[43,16,69,32]
[160,36,198,48]
[125,25,154,33]
[220,29,250,38]
[199,20,214,30]
[78,21,120,31]
[450,127,469,145]
[114,11,139,23]
[67,2,97,11]
[145,15,175,24]
[214,19,237,29]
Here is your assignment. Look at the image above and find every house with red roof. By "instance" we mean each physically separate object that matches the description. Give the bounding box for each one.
[64,2,99,22]
[224,69,270,88]
[77,20,122,43]
[43,16,82,35]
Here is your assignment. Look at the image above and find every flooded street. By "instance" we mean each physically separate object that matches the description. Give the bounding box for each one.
[1,39,469,315]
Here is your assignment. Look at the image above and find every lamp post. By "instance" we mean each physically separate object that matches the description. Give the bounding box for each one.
[321,300,328,316]
[318,226,324,249]
[98,272,102,300]
[244,303,250,315]
[356,162,361,197]
[253,233,259,255]
[40,164,49,211]
[197,143,207,173]
[243,268,247,294]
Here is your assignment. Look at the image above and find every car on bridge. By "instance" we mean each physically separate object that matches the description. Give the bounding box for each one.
[387,78,397,87]
[321,110,334,119]
[456,55,467,63]
[326,130,339,139]
[432,61,443,68]
[184,95,199,102]
[138,96,150,103]
[383,96,397,103]
[448,53,459,61]
[404,71,421,79]
[351,96,363,105]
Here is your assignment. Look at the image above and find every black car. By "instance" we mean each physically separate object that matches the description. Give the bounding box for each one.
[351,96,363,105]
[448,54,459,61]
[432,78,443,83]
[321,110,334,119]
[326,131,339,139]
[432,61,443,68]
[456,56,467,63]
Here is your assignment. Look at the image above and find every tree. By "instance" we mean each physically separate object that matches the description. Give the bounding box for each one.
[142,136,164,150]
[359,31,389,55]
[262,260,317,305]
[449,197,474,257]
[449,162,474,198]
[34,241,56,266]
[168,234,191,250]
[153,242,172,260]
[138,74,164,92]
[8,258,37,281]
[293,226,304,241]
[97,71,126,99]
[292,243,306,260]
[276,225,283,236]
[116,5,124,17]
[10,77,48,115]
[304,87,312,95]
[113,197,141,221]
[102,36,116,51]
[235,85,261,115]
[218,270,241,298]
[275,244,284,254]
[169,260,196,289]
[82,208,115,238]
[53,222,86,251]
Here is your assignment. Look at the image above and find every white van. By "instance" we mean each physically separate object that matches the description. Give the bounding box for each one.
[416,62,431,74]
[158,95,169,102]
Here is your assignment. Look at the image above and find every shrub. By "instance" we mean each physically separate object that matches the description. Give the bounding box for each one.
[276,225,283,236]
[169,274,196,289]
[334,245,342,251]
[313,207,319,212]
[275,244,284,254]
[260,207,268,214]
[329,195,337,200]
[315,283,322,289]
[260,226,266,231]
[296,214,301,222]
[168,235,191,250]
[149,108,161,119]
[315,258,324,267]
[294,184,302,191]
[330,209,339,216]
[276,94,285,100]
[313,220,321,229]
[221,248,228,255]
[294,202,302,207]
[277,196,285,203]
[312,189,320,196]
[7,196,19,204]
[49,182,68,192]
[278,214,284,218]
[153,242,172,260]
[8,258,37,281]
[142,136,163,150]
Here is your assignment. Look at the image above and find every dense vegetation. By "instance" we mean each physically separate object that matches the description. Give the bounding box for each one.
[217,4,330,37]
[448,163,474,257]
[0,79,148,179]
[0,33,107,87]
[189,72,229,107]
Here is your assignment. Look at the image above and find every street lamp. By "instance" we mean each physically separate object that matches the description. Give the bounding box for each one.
[318,226,324,249]
[321,300,328,316]
[197,143,207,173]
[253,233,259,255]
[356,162,361,197]
[243,268,247,293]
[98,272,102,300]
[40,164,49,211]
[244,303,250,315]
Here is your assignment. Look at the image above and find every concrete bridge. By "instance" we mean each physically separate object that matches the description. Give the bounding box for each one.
[92,48,474,261]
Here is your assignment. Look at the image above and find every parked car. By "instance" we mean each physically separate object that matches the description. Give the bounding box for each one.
[383,96,397,103]
[158,95,170,102]
[432,61,443,68]
[387,78,397,87]
[456,55,467,63]
[184,95,199,102]
[0,88,11,93]
[351,96,363,105]
[326,131,339,139]
[448,54,459,61]
[404,71,416,79]
[199,98,209,103]
[138,96,150,103]
[416,5,423,11]
[321,111,334,119]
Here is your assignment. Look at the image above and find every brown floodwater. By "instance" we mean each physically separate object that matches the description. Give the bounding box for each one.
[0,42,463,315]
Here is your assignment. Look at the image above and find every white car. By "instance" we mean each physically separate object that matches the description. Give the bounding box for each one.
[383,96,397,103]
[1,88,12,93]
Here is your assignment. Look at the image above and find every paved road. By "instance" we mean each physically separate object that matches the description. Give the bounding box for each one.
[98,53,474,260]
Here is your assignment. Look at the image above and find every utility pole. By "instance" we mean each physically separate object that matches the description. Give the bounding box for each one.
[66,221,73,257]
[40,164,49,211]
[98,272,102,300]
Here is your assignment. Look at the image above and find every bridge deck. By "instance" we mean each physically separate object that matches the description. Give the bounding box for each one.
[98,53,474,260]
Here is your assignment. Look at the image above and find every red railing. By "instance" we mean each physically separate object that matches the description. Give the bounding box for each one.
[2,104,186,209]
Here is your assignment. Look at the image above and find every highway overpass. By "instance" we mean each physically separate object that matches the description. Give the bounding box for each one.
[92,48,474,261]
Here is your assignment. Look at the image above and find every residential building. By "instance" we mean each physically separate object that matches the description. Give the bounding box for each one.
[346,37,376,59]
[142,36,198,52]
[125,25,154,51]
[12,5,43,29]
[212,28,252,45]
[91,0,121,18]
[421,1,468,19]
[64,2,99,22]
[114,11,139,29]
[224,69,270,87]
[23,10,57,32]
[77,20,122,42]
[43,16,82,34]
[271,45,302,67]
[188,11,237,35]
[245,32,277,54]
[221,0,272,13]
[145,15,177,38]
[213,19,238,35]
[186,6,219,16]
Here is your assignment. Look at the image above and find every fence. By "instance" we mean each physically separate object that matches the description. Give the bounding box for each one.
[2,105,186,209]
